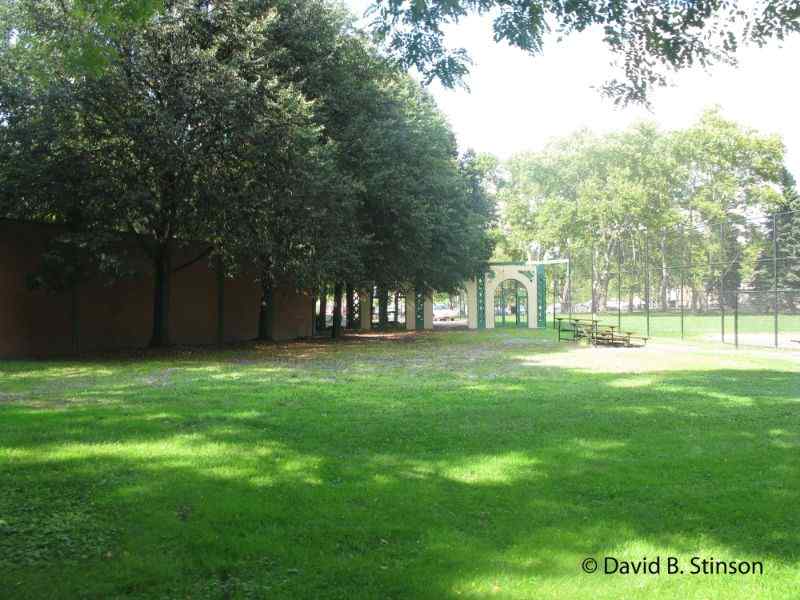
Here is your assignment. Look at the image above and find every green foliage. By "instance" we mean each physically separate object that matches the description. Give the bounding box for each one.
[751,169,800,310]
[1,1,335,345]
[2,0,165,75]
[262,2,497,293]
[1,0,497,342]
[351,80,495,293]
[498,109,786,310]
[368,0,800,103]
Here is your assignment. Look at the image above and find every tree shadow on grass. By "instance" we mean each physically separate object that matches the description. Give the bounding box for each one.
[0,340,798,598]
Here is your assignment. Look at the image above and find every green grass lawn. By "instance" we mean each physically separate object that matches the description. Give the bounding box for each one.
[1,330,799,599]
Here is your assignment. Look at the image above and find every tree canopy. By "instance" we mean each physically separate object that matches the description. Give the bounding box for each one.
[1,0,496,344]
[6,1,800,104]
[367,0,800,103]
[496,108,788,311]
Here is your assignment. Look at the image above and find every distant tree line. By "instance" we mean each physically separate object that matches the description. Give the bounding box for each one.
[0,0,496,346]
[495,108,799,314]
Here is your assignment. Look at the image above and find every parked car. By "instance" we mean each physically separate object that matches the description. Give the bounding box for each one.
[434,305,460,321]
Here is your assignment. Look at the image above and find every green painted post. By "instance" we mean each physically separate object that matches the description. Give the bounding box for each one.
[415,288,425,329]
[537,264,547,328]
[476,274,486,329]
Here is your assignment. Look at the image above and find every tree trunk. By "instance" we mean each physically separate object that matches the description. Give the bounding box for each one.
[258,277,274,341]
[345,284,355,329]
[332,282,343,338]
[378,286,389,328]
[317,286,328,330]
[149,243,171,347]
[216,255,224,347]
[394,291,400,323]
[595,238,615,313]
[310,289,317,336]
[70,285,79,355]
[598,274,611,313]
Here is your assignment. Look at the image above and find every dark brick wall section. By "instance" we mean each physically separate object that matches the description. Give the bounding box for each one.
[0,220,313,357]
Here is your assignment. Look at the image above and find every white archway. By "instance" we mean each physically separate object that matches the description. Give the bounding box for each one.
[484,270,537,329]
[395,262,545,331]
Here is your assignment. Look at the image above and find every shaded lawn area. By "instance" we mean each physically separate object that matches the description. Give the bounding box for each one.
[1,330,799,599]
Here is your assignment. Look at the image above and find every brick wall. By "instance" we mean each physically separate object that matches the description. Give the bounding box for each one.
[0,220,313,358]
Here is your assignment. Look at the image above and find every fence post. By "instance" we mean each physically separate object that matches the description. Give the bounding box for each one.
[720,221,725,343]
[617,238,622,329]
[774,212,779,348]
[734,288,739,349]
[567,244,573,320]
[644,229,650,338]
[680,224,685,340]
[552,271,557,328]
[591,239,596,319]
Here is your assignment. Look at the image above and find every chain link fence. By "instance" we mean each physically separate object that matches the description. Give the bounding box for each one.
[549,209,800,349]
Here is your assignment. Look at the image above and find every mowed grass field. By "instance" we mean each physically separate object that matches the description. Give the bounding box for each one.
[1,330,799,599]
[554,312,800,347]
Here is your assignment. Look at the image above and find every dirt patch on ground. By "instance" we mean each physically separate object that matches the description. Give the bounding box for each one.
[518,339,800,373]
[702,331,800,349]
[0,391,27,403]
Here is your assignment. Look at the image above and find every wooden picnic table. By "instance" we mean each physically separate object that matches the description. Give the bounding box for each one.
[555,318,648,348]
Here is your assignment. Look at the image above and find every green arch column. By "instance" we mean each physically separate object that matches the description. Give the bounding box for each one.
[537,265,547,328]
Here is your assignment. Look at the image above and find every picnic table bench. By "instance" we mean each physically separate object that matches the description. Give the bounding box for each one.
[556,317,648,348]
[555,317,597,342]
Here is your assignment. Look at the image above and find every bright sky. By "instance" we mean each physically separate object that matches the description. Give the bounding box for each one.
[347,1,800,178]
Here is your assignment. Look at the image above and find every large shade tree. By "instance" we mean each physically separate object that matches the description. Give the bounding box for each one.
[2,0,497,344]
[0,1,335,346]
[259,0,496,328]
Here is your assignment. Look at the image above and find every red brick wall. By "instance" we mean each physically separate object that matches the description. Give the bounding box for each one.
[0,220,313,357]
